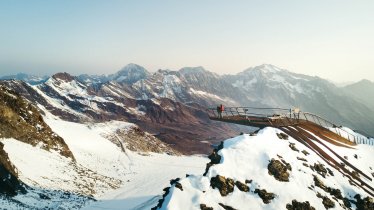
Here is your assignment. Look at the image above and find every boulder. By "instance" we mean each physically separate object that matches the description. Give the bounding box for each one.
[286,200,316,210]
[210,175,235,196]
[219,203,236,210]
[200,204,213,210]
[268,159,290,182]
[254,188,276,204]
[354,194,374,210]
[235,181,249,192]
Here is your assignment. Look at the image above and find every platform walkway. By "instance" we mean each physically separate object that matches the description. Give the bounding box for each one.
[207,106,373,146]
[208,106,374,197]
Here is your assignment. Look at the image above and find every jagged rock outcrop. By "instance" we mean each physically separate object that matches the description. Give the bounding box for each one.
[268,158,291,182]
[210,175,235,196]
[254,188,276,204]
[0,142,26,196]
[0,85,74,159]
[234,181,249,192]
[286,200,316,210]
[354,194,374,210]
[200,204,213,210]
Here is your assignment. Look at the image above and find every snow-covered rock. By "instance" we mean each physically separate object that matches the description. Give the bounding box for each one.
[156,127,374,210]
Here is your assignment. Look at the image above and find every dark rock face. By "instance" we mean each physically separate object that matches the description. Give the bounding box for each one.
[302,150,310,156]
[200,204,213,210]
[329,188,343,200]
[313,175,327,191]
[322,196,335,209]
[151,187,171,210]
[297,157,307,162]
[175,182,183,191]
[208,150,222,164]
[204,142,223,176]
[0,85,74,159]
[286,200,316,210]
[313,175,352,208]
[254,188,276,204]
[0,142,26,196]
[268,159,291,182]
[218,203,237,210]
[281,159,292,171]
[235,181,249,192]
[289,143,300,152]
[317,193,335,209]
[210,175,235,196]
[52,72,75,83]
[312,163,328,178]
[354,194,374,210]
[277,133,289,140]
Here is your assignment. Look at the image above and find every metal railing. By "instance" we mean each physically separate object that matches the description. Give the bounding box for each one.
[207,106,290,118]
[207,106,374,146]
[299,112,373,145]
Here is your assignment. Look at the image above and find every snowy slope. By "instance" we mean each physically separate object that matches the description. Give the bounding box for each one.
[0,108,208,209]
[157,127,374,210]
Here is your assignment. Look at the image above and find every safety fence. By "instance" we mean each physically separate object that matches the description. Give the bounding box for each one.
[207,106,374,146]
[299,112,373,145]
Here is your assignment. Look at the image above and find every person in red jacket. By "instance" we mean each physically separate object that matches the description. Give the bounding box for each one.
[217,104,224,119]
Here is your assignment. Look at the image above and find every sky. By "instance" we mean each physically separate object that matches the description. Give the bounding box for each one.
[0,0,373,82]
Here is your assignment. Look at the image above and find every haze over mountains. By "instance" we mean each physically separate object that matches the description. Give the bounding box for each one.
[1,63,373,137]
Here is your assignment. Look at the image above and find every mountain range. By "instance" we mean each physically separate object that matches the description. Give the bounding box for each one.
[0,64,373,209]
[1,63,373,137]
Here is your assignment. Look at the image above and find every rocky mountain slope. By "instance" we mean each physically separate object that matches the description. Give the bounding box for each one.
[0,64,373,209]
[0,84,74,158]
[0,91,198,209]
[155,127,374,210]
[223,64,374,137]
[2,63,373,138]
[0,72,243,154]
[76,63,374,136]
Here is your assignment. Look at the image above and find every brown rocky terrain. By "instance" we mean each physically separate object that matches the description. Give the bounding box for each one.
[102,125,180,155]
[0,85,74,159]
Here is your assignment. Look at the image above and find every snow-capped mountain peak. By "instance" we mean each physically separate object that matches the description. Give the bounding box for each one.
[112,63,150,84]
[179,66,208,74]
[243,64,286,74]
[51,72,75,82]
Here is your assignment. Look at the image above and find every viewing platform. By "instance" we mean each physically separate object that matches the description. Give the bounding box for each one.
[207,106,373,146]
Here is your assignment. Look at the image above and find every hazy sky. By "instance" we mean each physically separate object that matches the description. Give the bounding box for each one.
[0,1,373,82]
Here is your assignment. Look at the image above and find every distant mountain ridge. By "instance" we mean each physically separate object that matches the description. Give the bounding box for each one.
[1,63,374,136]
[0,73,48,85]
[343,79,374,112]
